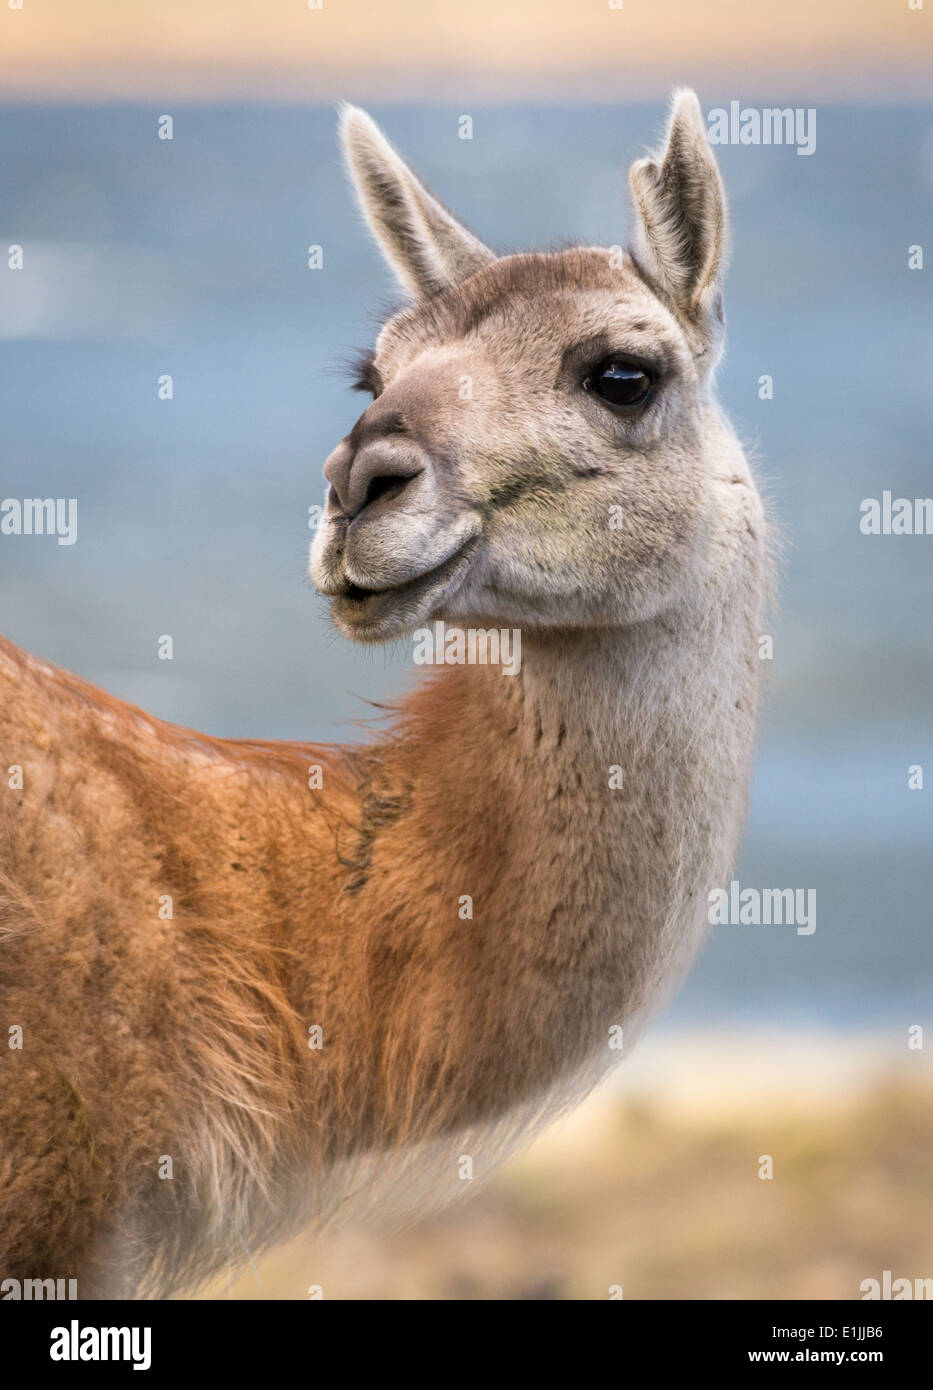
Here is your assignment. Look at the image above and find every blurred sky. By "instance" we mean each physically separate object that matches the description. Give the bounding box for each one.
[1,0,931,104]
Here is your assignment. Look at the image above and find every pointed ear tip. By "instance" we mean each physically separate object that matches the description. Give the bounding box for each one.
[670,88,705,126]
[337,103,381,147]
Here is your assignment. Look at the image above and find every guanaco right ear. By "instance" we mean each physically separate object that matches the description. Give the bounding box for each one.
[339,104,496,301]
[628,90,728,359]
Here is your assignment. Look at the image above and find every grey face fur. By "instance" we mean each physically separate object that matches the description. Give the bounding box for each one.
[310,91,729,642]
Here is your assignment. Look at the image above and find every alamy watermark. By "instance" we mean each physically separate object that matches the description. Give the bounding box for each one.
[707,102,816,157]
[412,620,522,676]
[1,1276,78,1299]
[0,497,77,546]
[709,879,816,936]
[50,1321,151,1371]
[860,491,933,535]
[860,1270,932,1300]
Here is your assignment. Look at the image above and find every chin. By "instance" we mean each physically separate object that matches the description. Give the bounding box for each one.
[327,541,480,644]
[329,597,421,644]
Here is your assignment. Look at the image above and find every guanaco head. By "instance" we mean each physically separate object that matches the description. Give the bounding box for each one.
[310,91,730,642]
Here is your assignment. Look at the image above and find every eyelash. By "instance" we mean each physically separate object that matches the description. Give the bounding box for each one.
[348,350,382,397]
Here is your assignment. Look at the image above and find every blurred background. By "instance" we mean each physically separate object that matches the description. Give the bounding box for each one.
[1,0,931,1299]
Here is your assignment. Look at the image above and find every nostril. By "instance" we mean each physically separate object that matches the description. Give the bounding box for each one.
[363,473,409,510]
[358,468,423,515]
[326,439,427,519]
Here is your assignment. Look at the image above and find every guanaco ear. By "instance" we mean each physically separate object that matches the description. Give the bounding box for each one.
[628,90,728,358]
[339,104,495,300]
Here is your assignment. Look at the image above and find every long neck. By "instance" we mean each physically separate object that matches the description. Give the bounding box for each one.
[291,559,762,1189]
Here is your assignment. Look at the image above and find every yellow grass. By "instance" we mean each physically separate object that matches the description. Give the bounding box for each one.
[202,1034,933,1300]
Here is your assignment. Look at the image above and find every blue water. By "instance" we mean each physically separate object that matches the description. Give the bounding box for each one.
[0,103,931,1024]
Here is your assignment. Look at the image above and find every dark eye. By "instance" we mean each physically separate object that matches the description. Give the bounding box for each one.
[584,358,653,410]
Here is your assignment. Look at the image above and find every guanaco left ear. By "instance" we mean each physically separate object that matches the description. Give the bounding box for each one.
[628,90,728,361]
[339,104,496,301]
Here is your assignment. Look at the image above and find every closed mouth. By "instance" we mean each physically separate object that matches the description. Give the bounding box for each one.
[342,582,379,602]
[331,537,478,633]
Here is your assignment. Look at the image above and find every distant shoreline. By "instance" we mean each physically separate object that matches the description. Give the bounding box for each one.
[602,1026,932,1117]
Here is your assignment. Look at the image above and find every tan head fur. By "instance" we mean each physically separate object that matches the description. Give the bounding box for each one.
[312,91,731,642]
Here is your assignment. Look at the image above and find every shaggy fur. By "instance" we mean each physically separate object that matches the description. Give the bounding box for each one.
[0,92,768,1297]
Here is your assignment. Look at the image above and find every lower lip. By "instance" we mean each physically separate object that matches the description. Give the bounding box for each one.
[332,540,477,625]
